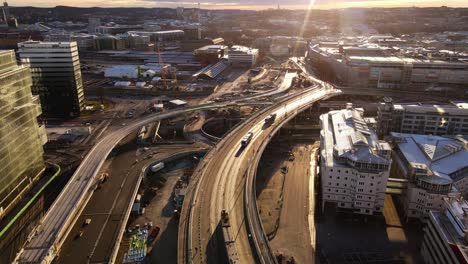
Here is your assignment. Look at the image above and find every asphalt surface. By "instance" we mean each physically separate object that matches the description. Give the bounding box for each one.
[55,144,207,264]
[56,140,139,264]
[182,86,339,264]
[16,102,230,263]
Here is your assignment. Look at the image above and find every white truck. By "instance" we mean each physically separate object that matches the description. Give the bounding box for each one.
[151,162,164,173]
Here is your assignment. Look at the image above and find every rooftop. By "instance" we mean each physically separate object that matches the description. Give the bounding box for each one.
[429,198,468,262]
[392,102,468,116]
[321,108,391,170]
[391,133,468,183]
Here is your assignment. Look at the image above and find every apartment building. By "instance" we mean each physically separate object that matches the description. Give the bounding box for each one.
[227,45,259,67]
[390,133,468,219]
[320,106,392,215]
[421,197,468,264]
[0,50,47,219]
[377,99,468,137]
[17,41,85,117]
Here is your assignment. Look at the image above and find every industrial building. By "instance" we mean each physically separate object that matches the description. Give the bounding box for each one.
[320,106,392,215]
[18,41,85,117]
[193,45,228,64]
[308,42,468,89]
[228,45,259,67]
[390,133,468,219]
[377,99,468,137]
[421,197,468,264]
[0,50,47,219]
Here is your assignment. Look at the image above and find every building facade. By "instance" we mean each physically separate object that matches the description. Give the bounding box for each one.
[18,41,85,117]
[377,99,468,137]
[307,42,468,89]
[421,197,468,264]
[320,107,392,215]
[228,45,259,67]
[390,133,468,219]
[0,50,47,219]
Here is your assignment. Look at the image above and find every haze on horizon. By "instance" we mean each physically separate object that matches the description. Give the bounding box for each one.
[8,0,468,10]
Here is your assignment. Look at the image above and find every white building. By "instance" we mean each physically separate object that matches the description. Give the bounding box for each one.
[227,45,259,67]
[421,197,468,264]
[390,133,468,219]
[377,100,468,137]
[17,41,84,117]
[320,106,392,215]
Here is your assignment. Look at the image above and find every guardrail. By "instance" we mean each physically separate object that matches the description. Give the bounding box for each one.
[108,150,208,264]
[244,88,339,264]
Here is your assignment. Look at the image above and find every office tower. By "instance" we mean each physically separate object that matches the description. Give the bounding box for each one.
[18,41,85,118]
[0,50,47,219]
[87,17,101,33]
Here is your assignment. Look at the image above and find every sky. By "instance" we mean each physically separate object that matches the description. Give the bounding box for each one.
[9,0,468,10]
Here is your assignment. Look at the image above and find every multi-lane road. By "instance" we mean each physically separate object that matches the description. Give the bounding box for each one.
[14,102,239,264]
[180,84,340,264]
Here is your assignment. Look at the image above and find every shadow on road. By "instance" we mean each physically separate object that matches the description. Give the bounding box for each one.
[205,221,230,264]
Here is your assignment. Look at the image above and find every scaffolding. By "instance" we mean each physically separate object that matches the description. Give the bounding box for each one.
[0,50,46,220]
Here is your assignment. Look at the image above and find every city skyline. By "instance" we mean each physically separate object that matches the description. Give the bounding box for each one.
[7,0,468,10]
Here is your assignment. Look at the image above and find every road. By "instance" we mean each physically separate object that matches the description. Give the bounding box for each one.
[15,72,302,264]
[181,86,340,264]
[14,102,232,264]
[55,143,207,264]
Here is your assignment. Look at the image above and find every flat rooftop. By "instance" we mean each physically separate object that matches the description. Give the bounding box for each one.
[393,102,468,116]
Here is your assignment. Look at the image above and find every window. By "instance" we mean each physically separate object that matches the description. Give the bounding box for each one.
[370,183,374,186]
[345,170,348,174]
[345,177,348,180]
[370,190,373,193]
[329,176,332,179]
[336,190,338,192]
[338,170,341,173]
[344,184,347,187]
[336,183,339,186]
[365,209,370,213]
[328,189,331,192]
[337,176,340,180]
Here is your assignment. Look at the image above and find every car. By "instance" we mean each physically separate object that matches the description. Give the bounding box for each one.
[83,218,92,226]
[75,230,84,239]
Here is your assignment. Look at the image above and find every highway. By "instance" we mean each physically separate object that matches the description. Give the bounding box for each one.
[180,85,339,264]
[15,71,301,264]
[13,102,245,264]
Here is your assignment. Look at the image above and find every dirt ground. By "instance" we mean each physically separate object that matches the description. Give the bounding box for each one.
[257,143,314,264]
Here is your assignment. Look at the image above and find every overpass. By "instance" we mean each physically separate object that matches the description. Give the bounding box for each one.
[14,69,303,264]
[13,101,273,264]
[178,84,340,264]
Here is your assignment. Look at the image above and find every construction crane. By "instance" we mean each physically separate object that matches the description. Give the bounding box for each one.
[156,46,168,90]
